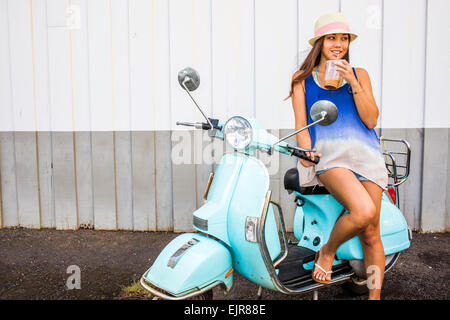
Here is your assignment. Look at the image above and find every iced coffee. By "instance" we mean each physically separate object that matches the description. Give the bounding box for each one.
[324,60,344,89]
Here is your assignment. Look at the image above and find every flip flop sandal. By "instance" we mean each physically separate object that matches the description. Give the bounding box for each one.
[312,249,333,284]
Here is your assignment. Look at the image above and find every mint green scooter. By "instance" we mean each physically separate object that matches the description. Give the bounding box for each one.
[140,67,411,300]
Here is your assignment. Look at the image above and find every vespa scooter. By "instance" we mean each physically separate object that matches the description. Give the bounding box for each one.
[140,67,412,300]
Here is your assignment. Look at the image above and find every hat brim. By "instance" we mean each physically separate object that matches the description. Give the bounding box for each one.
[308,31,358,46]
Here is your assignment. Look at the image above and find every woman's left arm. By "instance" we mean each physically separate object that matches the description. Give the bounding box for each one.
[335,61,379,129]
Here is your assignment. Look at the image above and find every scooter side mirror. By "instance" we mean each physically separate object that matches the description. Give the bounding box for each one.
[310,100,338,126]
[178,67,200,91]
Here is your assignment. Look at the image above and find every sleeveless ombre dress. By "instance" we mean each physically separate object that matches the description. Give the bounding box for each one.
[297,67,388,190]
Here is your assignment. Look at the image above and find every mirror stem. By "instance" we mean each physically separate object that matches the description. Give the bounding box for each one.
[271,112,326,148]
[182,78,214,129]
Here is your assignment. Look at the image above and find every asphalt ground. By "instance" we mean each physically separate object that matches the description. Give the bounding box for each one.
[0,228,448,300]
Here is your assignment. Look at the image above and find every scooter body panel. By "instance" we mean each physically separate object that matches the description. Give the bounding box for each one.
[337,193,410,260]
[192,153,245,246]
[143,233,233,297]
[226,154,282,290]
[294,191,410,261]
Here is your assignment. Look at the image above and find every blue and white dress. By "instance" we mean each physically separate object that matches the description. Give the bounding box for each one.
[297,67,388,190]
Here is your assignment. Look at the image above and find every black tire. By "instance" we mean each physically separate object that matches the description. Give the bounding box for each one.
[343,253,400,296]
[342,276,369,296]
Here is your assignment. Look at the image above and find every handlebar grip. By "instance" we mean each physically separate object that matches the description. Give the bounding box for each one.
[291,149,320,164]
[200,122,212,130]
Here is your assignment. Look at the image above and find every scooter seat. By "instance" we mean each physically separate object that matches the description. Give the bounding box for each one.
[283,168,329,195]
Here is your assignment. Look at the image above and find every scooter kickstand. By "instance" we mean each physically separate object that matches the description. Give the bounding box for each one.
[312,290,319,300]
[257,286,263,300]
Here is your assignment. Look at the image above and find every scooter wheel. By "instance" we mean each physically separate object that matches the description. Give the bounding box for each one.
[342,276,369,296]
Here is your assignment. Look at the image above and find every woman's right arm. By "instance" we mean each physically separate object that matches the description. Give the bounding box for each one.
[291,71,321,166]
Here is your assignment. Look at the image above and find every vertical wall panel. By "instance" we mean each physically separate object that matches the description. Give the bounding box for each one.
[115,131,133,230]
[8,0,37,131]
[149,0,173,230]
[8,1,41,228]
[171,130,196,232]
[87,0,114,132]
[91,132,117,230]
[0,133,18,227]
[0,0,19,227]
[37,132,54,228]
[87,0,117,229]
[131,132,156,231]
[403,128,424,230]
[155,131,173,230]
[128,0,154,132]
[52,132,78,230]
[110,0,131,132]
[381,0,426,129]
[0,0,14,133]
[32,0,55,228]
[69,0,94,227]
[211,0,254,121]
[255,0,297,130]
[129,0,171,131]
[32,0,52,132]
[421,0,450,232]
[110,0,133,230]
[421,129,449,232]
[47,0,78,229]
[24,156,40,234]
[423,0,450,129]
[74,132,93,228]
[128,0,172,230]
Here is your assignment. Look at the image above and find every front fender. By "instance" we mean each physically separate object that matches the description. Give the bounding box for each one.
[141,233,233,299]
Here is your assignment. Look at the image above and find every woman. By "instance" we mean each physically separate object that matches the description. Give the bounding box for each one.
[289,13,388,300]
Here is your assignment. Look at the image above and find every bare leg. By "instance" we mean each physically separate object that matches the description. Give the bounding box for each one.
[313,168,378,283]
[359,180,385,300]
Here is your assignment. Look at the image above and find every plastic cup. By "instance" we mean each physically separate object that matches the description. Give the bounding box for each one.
[324,60,344,89]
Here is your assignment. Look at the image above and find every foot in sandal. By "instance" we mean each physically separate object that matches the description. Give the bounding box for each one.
[312,244,335,284]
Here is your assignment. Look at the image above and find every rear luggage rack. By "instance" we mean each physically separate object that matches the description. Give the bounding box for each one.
[380,137,411,187]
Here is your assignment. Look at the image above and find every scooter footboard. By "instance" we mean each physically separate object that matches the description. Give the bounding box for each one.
[141,233,233,299]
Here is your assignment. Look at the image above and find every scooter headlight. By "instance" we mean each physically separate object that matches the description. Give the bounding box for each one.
[223,116,253,150]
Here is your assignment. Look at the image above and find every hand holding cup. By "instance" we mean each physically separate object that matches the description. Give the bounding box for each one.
[333,60,358,87]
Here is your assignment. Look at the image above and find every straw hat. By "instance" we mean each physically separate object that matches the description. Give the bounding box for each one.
[308,12,358,46]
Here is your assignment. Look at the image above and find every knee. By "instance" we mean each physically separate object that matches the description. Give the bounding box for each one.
[352,202,378,230]
[359,224,381,247]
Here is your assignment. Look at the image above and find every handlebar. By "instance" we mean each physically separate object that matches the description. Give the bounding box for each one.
[290,148,320,164]
[176,121,212,130]
[176,118,319,164]
[176,118,221,130]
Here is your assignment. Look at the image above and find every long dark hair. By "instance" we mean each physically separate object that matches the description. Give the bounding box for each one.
[287,35,350,99]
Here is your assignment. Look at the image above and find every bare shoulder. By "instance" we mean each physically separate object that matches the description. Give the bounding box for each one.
[354,67,375,94]
[292,69,306,92]
[355,67,370,81]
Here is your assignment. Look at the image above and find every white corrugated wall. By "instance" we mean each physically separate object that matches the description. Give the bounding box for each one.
[0,0,448,232]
